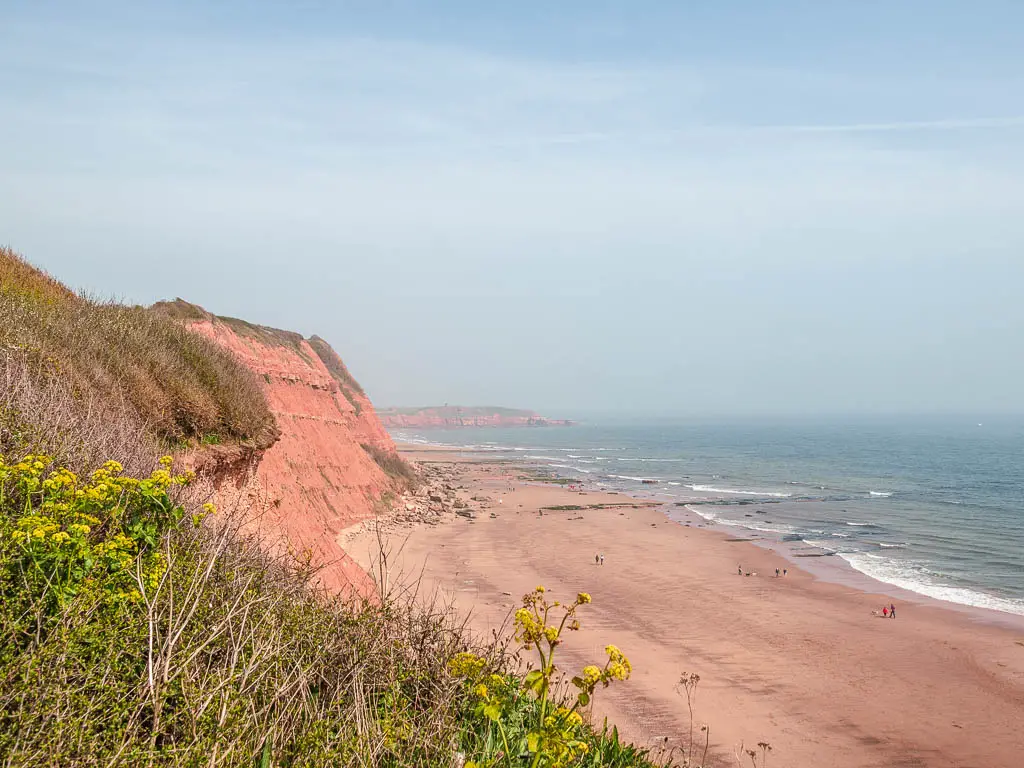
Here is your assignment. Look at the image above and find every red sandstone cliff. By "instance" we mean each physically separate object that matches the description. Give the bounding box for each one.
[155,302,406,592]
[379,406,573,428]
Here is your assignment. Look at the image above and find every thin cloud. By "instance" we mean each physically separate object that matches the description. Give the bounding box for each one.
[486,116,1024,150]
[766,116,1024,133]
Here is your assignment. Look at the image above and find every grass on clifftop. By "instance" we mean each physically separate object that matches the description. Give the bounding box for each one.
[309,334,366,414]
[362,442,418,485]
[1,248,277,465]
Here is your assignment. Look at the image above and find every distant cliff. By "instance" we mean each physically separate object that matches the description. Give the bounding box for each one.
[379,406,573,428]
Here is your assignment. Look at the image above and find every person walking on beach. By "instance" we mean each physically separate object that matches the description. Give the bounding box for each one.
[882,606,889,618]
[738,565,743,576]
[775,568,780,578]
[599,553,605,566]
[595,553,600,565]
[890,603,896,619]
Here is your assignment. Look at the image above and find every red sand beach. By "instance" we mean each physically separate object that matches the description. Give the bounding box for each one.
[346,448,1024,768]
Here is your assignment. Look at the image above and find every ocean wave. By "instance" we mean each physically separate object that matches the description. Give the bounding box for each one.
[687,484,792,498]
[609,474,658,482]
[878,542,908,549]
[869,491,893,498]
[617,457,684,463]
[839,553,1024,616]
[801,539,840,553]
[845,521,878,527]
[547,463,591,474]
[680,506,795,535]
[525,455,562,461]
[684,505,718,523]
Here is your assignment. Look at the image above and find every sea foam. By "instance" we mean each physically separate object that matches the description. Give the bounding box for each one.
[687,484,792,498]
[839,553,1024,616]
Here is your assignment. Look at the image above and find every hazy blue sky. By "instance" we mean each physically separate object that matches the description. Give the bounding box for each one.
[3,2,1023,416]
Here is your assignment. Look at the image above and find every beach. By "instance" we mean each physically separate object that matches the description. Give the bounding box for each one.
[346,447,1024,768]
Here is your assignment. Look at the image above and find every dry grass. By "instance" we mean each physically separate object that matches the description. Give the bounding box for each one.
[309,335,365,396]
[0,478,489,767]
[309,334,366,414]
[0,350,158,477]
[362,442,418,485]
[1,248,277,452]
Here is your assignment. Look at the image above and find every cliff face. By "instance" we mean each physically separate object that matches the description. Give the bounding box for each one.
[181,312,401,592]
[379,406,573,429]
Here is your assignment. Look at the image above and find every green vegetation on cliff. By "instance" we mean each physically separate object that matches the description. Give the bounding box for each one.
[1,248,277,472]
[0,252,666,767]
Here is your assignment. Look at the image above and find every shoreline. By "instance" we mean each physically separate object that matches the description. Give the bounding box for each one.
[661,498,1024,633]
[395,437,1024,629]
[345,444,1024,768]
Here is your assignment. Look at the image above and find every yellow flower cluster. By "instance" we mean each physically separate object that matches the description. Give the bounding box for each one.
[551,707,583,728]
[12,455,47,475]
[94,533,137,572]
[447,651,486,680]
[581,665,602,686]
[513,607,543,648]
[41,468,77,492]
[2,454,193,608]
[605,644,632,681]
[513,586,594,654]
[459,584,635,768]
[13,515,59,542]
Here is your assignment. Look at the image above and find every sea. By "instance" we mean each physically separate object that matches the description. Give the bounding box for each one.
[390,417,1024,617]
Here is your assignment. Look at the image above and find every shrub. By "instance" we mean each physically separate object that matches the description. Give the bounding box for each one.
[449,586,652,768]
[0,455,666,768]
[0,454,192,632]
[0,455,480,765]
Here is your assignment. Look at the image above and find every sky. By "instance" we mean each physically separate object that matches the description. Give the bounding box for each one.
[2,1,1024,417]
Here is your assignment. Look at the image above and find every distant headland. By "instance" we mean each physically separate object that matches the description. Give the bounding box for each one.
[378,406,573,428]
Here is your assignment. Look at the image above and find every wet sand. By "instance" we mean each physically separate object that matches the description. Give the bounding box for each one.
[346,448,1024,768]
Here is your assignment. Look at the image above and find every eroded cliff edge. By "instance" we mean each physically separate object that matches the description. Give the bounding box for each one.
[154,300,408,592]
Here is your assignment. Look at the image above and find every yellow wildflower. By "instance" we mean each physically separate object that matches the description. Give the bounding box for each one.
[608,661,631,680]
[554,707,583,727]
[447,652,486,679]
